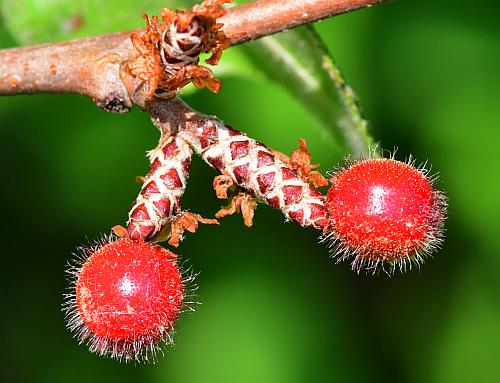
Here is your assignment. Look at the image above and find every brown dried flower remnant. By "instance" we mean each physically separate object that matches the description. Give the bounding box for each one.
[272,139,329,188]
[126,0,231,98]
[168,212,219,247]
[216,190,257,227]
[213,174,257,227]
[213,173,234,199]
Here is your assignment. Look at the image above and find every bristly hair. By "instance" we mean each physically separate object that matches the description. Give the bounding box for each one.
[321,155,448,276]
[61,233,199,363]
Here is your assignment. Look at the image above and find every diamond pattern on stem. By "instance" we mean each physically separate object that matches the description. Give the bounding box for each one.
[127,136,192,240]
[178,120,328,230]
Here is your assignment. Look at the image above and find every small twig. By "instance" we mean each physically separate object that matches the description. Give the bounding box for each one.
[0,32,135,111]
[127,135,193,241]
[0,0,387,109]
[146,96,329,231]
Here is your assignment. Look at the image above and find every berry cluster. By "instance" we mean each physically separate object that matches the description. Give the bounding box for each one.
[64,116,447,362]
[63,0,447,364]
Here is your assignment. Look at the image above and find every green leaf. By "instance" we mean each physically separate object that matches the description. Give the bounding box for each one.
[242,26,377,157]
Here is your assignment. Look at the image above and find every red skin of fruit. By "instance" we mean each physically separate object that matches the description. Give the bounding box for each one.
[326,159,439,261]
[76,238,183,341]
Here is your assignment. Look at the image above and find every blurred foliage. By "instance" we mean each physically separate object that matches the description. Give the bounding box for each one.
[1,0,500,382]
[0,0,187,44]
[242,26,374,156]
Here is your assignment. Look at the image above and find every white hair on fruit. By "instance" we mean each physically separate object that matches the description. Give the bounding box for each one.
[62,234,197,363]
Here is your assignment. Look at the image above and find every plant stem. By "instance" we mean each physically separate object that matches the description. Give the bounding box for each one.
[0,0,388,108]
[222,0,388,45]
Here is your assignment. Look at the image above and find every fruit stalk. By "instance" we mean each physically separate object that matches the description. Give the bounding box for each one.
[145,97,329,230]
[127,135,192,240]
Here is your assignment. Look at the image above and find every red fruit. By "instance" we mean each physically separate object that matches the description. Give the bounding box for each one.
[324,158,447,274]
[63,236,186,362]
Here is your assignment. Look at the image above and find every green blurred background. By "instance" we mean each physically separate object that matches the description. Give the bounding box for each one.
[1,1,499,382]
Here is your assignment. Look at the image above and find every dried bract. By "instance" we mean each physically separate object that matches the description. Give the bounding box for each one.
[272,139,329,188]
[126,0,231,98]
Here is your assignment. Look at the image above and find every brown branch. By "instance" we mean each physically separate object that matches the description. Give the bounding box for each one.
[221,0,387,45]
[0,32,135,112]
[0,0,386,109]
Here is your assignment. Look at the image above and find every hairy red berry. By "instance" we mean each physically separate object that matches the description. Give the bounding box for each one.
[324,158,447,274]
[63,236,188,362]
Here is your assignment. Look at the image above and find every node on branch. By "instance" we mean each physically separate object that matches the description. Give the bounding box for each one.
[125,0,230,98]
